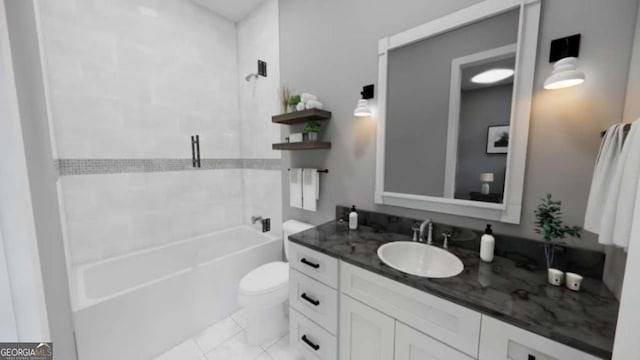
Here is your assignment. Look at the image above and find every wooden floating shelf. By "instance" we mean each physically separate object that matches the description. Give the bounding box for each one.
[272,109,332,125]
[272,141,332,150]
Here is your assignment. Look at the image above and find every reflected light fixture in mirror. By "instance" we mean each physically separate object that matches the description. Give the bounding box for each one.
[471,68,514,84]
[354,84,375,117]
[544,34,584,90]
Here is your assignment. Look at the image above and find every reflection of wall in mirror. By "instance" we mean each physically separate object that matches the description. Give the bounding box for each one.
[455,84,512,200]
[384,9,519,198]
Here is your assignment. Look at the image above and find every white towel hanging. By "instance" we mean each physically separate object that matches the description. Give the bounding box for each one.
[584,123,625,233]
[289,168,303,209]
[600,121,640,248]
[302,169,320,212]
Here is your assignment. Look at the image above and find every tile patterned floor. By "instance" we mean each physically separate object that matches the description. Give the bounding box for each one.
[154,309,303,360]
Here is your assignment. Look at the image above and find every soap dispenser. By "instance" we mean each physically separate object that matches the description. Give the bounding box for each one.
[349,205,358,230]
[480,224,495,262]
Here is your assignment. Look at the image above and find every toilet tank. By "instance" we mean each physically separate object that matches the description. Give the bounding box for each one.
[282,220,314,261]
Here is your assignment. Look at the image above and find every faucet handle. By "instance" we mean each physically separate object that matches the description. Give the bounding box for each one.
[442,232,452,249]
[411,225,420,242]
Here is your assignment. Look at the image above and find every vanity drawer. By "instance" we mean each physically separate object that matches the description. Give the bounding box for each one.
[289,242,338,288]
[340,261,481,357]
[290,307,337,360]
[290,269,338,335]
[479,316,603,360]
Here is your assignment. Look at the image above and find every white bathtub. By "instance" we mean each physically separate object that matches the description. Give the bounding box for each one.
[73,226,281,360]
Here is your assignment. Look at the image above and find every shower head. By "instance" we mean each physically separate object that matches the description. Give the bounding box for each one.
[245,73,259,82]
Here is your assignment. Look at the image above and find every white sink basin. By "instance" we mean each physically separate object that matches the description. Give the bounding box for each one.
[377,241,464,278]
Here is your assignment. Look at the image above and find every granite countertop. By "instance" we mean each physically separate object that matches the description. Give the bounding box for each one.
[289,221,619,359]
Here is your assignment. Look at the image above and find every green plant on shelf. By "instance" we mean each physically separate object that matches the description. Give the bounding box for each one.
[304,121,321,134]
[288,94,301,106]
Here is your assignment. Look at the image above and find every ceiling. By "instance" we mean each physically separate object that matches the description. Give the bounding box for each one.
[191,0,266,22]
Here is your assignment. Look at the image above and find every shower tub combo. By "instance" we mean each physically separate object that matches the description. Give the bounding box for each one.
[72,226,281,360]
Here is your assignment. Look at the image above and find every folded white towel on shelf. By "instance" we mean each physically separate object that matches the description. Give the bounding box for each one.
[302,168,320,212]
[300,93,318,103]
[305,100,324,110]
[289,168,303,209]
[584,123,625,233]
[600,121,640,249]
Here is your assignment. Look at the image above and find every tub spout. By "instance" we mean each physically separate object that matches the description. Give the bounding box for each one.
[251,216,263,224]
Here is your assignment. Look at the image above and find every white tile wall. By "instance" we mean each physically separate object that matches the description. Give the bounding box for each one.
[237,0,283,239]
[242,169,283,237]
[38,0,241,159]
[237,0,282,160]
[39,0,283,265]
[61,170,244,264]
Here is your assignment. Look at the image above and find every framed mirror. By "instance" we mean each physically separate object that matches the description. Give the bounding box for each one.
[374,0,541,224]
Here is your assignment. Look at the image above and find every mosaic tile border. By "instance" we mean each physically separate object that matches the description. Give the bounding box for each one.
[55,158,282,176]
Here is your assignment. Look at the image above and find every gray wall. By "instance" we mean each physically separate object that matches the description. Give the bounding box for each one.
[385,10,518,197]
[280,0,639,253]
[455,84,512,198]
[5,0,76,358]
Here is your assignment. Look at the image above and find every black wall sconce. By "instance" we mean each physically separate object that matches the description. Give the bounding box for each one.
[354,84,375,117]
[544,34,585,90]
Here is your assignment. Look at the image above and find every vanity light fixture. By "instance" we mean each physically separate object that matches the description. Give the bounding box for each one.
[354,84,375,117]
[471,68,514,84]
[544,34,585,90]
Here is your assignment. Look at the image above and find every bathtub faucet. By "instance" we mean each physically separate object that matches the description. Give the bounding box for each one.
[251,216,271,233]
[251,216,263,224]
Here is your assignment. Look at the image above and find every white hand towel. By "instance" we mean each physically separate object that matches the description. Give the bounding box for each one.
[289,168,303,209]
[600,121,640,248]
[302,168,320,212]
[584,124,625,233]
[612,122,640,249]
[300,93,318,103]
[305,100,324,110]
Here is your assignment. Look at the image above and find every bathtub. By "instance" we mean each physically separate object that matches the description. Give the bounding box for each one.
[73,226,281,360]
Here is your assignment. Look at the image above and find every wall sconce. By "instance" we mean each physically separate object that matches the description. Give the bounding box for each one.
[354,84,375,117]
[544,34,585,90]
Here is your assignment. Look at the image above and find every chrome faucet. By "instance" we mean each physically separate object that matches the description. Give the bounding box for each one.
[418,219,433,244]
[251,216,263,224]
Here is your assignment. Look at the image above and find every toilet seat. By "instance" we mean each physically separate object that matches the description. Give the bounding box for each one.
[239,261,289,297]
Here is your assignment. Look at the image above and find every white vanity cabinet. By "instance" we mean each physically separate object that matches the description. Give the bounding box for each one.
[479,316,603,360]
[288,244,340,360]
[339,294,395,360]
[340,261,481,357]
[395,322,474,360]
[290,245,604,360]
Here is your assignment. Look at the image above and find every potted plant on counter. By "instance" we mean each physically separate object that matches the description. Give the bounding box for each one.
[534,193,581,286]
[304,121,321,142]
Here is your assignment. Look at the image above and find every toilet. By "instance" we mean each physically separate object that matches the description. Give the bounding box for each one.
[238,220,314,345]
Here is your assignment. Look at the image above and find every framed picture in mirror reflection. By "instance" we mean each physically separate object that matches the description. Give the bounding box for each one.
[486,125,509,154]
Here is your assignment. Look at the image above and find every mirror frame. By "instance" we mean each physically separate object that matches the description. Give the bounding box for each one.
[374,0,541,224]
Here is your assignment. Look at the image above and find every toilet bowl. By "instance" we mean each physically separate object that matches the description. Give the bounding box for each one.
[238,220,314,345]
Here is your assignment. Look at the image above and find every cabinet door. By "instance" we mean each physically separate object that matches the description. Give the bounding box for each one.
[395,322,474,360]
[339,294,395,360]
[479,316,603,360]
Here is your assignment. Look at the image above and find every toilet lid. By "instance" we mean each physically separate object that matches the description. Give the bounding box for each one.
[239,262,289,296]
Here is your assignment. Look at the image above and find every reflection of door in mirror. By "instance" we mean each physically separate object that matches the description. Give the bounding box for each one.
[384,9,519,204]
[450,52,516,203]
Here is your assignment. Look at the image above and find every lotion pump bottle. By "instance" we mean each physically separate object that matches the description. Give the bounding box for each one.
[480,224,495,262]
[349,205,358,230]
